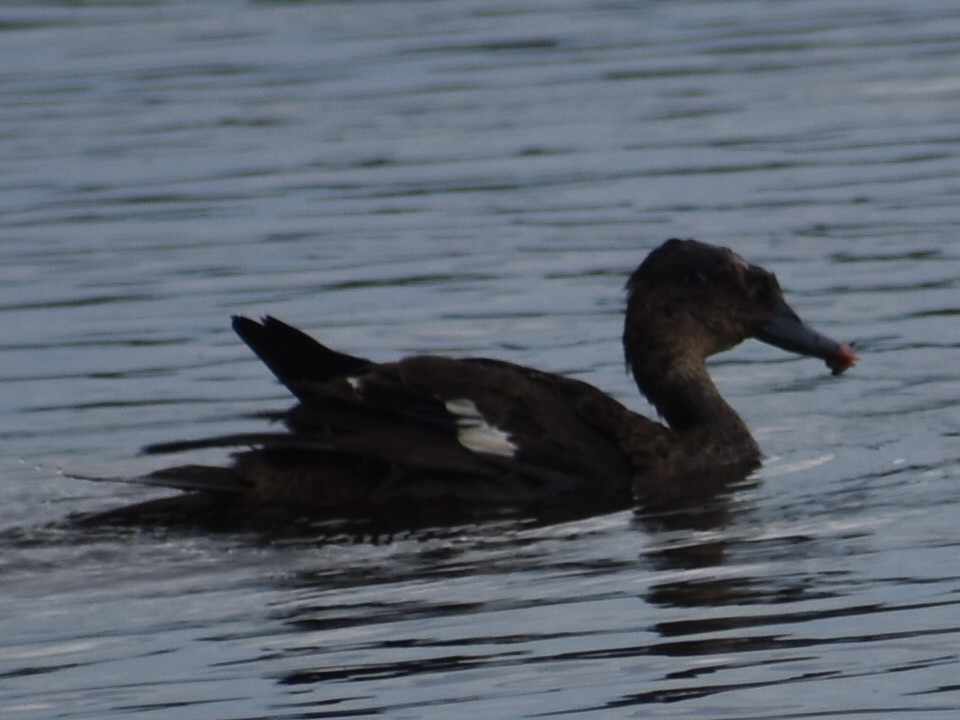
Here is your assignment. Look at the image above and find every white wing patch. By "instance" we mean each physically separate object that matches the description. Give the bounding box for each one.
[445,398,517,458]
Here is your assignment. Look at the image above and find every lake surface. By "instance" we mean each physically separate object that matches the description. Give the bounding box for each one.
[3,1,960,718]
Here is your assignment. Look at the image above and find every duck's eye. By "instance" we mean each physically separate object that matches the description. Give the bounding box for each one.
[709,264,740,287]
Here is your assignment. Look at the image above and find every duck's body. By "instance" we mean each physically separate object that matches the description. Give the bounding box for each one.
[91,239,855,526]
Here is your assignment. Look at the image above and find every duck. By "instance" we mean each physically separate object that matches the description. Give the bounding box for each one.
[89,239,856,527]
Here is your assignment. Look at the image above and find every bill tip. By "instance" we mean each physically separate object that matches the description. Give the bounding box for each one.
[827,343,857,375]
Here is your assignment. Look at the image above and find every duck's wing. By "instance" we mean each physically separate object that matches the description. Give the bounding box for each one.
[140,318,660,510]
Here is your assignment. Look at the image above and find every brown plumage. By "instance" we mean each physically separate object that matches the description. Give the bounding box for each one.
[84,239,856,528]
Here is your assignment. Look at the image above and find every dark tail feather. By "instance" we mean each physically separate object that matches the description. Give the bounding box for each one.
[70,465,248,494]
[142,432,312,455]
[71,466,260,527]
[141,464,250,494]
[231,315,370,400]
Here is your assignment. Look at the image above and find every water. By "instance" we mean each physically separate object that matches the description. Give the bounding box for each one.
[2,0,959,717]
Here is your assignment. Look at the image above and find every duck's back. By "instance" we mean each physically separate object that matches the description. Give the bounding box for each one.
[249,353,644,512]
[135,318,663,521]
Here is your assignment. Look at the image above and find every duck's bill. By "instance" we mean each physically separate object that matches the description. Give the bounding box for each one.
[757,296,857,375]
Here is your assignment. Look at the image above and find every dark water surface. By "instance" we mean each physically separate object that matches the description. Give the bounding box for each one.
[3,1,960,718]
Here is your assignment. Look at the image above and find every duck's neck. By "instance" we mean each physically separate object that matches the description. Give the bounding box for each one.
[631,352,759,454]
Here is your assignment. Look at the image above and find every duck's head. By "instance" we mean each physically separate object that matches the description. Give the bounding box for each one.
[624,239,856,387]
